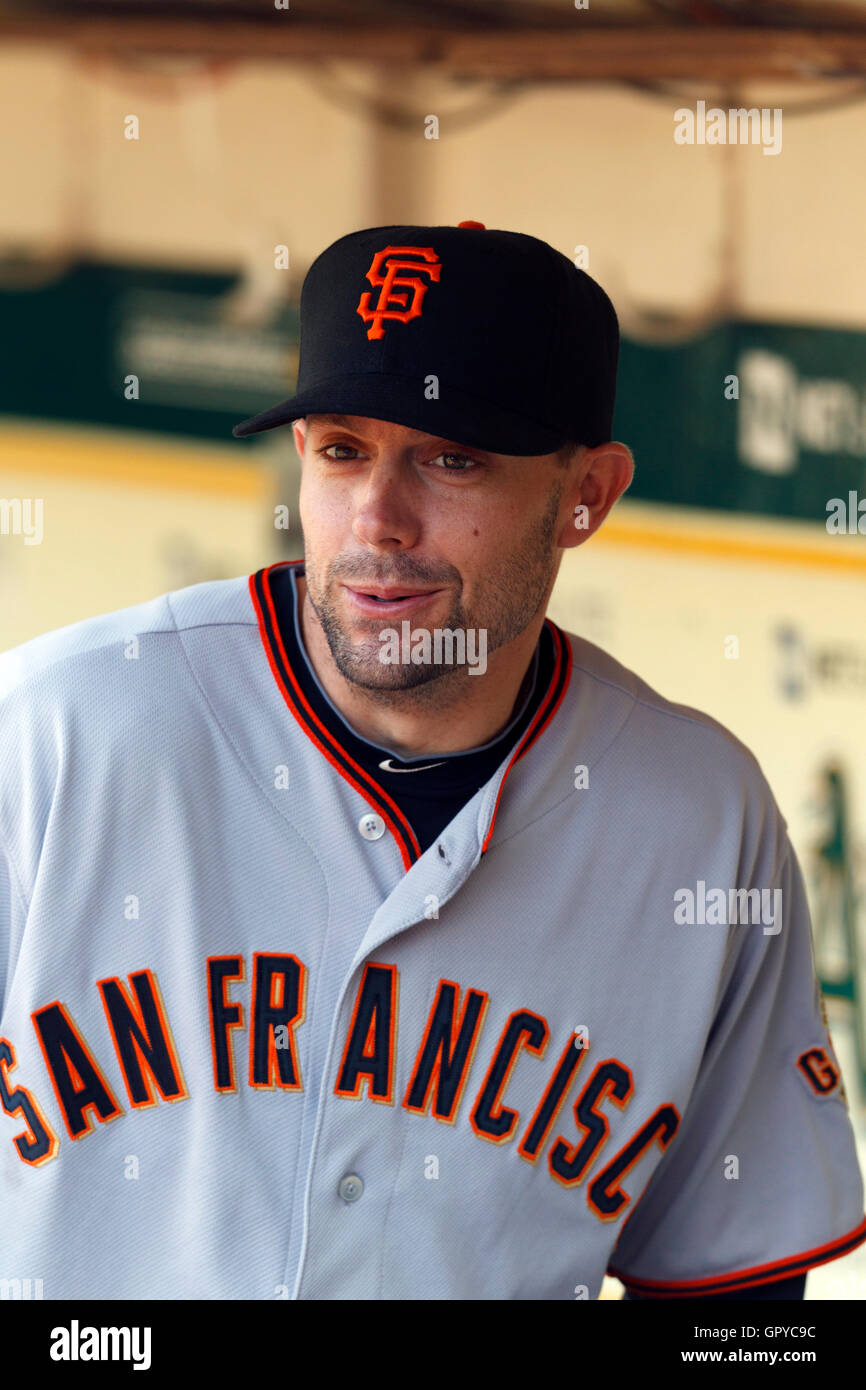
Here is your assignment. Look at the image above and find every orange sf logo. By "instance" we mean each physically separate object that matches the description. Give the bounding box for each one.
[357,246,442,341]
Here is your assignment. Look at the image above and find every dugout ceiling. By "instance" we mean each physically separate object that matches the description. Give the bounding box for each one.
[3,1,866,80]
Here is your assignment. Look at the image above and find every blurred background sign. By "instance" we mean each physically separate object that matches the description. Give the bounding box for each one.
[0,263,298,439]
[4,262,866,522]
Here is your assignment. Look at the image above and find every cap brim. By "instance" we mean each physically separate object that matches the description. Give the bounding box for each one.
[231,376,569,456]
[232,397,306,437]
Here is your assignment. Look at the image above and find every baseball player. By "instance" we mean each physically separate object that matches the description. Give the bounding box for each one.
[0,223,863,1302]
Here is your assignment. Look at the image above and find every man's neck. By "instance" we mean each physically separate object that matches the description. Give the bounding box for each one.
[296,573,543,757]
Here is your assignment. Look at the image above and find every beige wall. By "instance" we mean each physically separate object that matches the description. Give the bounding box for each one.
[1,45,864,325]
[0,422,286,652]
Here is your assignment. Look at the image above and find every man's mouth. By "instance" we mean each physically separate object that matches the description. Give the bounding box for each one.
[343,585,443,615]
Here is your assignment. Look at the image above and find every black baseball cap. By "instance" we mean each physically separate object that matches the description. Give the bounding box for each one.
[232,221,619,456]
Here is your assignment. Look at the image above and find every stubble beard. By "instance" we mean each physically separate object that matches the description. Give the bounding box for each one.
[303,484,564,707]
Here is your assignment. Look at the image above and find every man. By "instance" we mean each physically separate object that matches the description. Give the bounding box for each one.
[0,223,863,1301]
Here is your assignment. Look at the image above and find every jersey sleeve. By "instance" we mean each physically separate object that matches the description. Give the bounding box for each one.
[0,842,10,1018]
[622,1272,806,1300]
[608,835,866,1298]
[0,663,47,1024]
[0,830,30,1024]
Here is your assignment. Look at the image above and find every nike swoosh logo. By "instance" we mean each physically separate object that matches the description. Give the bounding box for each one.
[378,757,447,774]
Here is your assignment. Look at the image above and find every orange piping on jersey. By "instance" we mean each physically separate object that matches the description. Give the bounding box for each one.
[257,562,422,864]
[481,622,572,855]
[609,1214,866,1297]
[249,563,421,871]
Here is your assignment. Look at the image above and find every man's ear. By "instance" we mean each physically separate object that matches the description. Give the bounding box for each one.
[292,419,307,464]
[558,441,634,550]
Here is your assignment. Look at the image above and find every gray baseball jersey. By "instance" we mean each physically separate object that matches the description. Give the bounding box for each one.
[0,562,863,1299]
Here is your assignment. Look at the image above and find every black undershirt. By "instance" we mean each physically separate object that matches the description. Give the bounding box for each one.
[270,561,806,1303]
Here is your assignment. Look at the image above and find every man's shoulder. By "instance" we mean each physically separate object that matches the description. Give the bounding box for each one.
[0,574,254,705]
[558,626,774,802]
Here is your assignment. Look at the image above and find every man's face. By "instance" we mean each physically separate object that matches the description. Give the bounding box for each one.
[295,414,572,693]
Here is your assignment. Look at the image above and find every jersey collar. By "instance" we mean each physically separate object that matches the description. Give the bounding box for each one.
[249,560,572,871]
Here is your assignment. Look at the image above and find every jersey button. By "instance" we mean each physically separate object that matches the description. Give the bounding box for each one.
[338,1173,364,1203]
[358,813,385,841]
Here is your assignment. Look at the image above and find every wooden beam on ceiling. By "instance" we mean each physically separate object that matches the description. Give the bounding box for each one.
[0,19,864,81]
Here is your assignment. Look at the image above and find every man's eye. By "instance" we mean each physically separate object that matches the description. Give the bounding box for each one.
[317,444,359,460]
[430,452,478,471]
